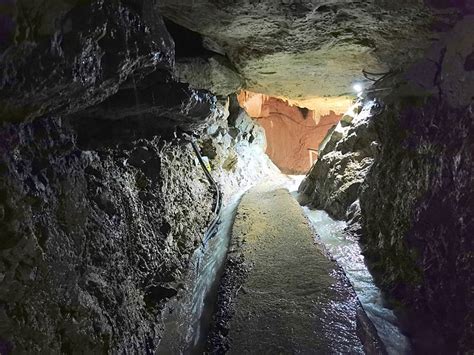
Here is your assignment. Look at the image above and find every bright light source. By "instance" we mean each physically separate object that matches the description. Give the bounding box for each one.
[353,83,363,93]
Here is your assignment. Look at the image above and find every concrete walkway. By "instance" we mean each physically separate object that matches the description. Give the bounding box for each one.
[226,183,369,354]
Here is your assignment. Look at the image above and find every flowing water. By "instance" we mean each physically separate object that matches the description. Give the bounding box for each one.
[159,194,243,354]
[284,179,410,354]
[160,174,410,354]
[301,209,411,354]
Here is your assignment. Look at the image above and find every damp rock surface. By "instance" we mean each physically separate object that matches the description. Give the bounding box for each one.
[300,100,377,220]
[298,16,474,353]
[0,116,215,352]
[238,92,343,174]
[0,1,174,122]
[0,1,223,352]
[358,17,474,353]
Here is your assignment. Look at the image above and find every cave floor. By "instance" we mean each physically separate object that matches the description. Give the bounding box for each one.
[225,182,366,354]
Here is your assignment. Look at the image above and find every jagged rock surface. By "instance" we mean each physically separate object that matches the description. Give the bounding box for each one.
[0,1,174,122]
[299,101,377,220]
[0,1,223,352]
[175,57,244,98]
[237,92,342,174]
[164,19,244,98]
[202,95,280,201]
[157,0,451,98]
[300,16,474,353]
[0,116,215,353]
[359,17,474,353]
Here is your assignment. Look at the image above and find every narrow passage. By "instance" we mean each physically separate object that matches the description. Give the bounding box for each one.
[225,183,378,353]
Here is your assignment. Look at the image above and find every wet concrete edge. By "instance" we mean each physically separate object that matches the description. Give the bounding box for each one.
[205,191,387,355]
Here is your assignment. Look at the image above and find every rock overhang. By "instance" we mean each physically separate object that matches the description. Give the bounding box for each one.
[157,0,447,100]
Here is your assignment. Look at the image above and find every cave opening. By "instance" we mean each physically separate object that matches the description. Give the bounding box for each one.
[0,1,472,355]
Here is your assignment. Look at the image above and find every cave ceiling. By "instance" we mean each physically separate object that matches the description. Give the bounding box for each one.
[157,0,449,103]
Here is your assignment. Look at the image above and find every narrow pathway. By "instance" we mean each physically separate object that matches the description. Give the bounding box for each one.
[221,183,379,354]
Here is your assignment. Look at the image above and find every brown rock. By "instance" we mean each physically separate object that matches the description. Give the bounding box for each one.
[238,91,342,174]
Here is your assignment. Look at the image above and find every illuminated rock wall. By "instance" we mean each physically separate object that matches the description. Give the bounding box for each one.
[238,92,343,174]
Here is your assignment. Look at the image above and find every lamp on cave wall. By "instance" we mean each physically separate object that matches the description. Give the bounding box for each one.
[353,83,364,94]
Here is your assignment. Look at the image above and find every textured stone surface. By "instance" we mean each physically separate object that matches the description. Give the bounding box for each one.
[0,1,174,122]
[360,95,473,354]
[358,17,474,353]
[300,15,474,352]
[72,73,219,141]
[0,0,472,353]
[209,184,377,354]
[202,95,280,201]
[0,116,215,353]
[0,1,223,352]
[158,0,442,98]
[299,101,377,219]
[175,56,244,97]
[238,92,343,174]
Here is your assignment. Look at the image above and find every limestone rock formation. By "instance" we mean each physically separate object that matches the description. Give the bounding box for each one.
[238,91,343,174]
[0,112,220,352]
[158,0,442,99]
[0,1,174,123]
[300,15,474,353]
[200,96,279,201]
[359,16,474,353]
[0,0,472,353]
[0,1,271,352]
[175,57,244,98]
[299,101,377,219]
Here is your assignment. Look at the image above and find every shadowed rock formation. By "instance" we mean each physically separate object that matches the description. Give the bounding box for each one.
[359,17,474,352]
[0,0,472,353]
[300,15,474,353]
[0,1,270,352]
[299,100,378,219]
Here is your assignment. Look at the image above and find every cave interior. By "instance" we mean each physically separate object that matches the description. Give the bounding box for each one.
[0,0,473,354]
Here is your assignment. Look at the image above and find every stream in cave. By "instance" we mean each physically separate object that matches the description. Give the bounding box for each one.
[161,176,410,354]
[159,193,244,354]
[301,208,411,354]
[285,178,411,354]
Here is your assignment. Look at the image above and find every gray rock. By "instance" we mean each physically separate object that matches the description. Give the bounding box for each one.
[299,101,377,220]
[0,1,174,123]
[175,56,244,97]
[157,0,453,97]
[359,17,474,353]
[0,116,216,353]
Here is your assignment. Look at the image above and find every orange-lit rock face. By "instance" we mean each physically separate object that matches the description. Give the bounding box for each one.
[238,91,343,174]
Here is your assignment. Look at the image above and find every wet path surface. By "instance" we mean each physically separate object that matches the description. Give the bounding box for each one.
[226,183,367,354]
[302,209,410,355]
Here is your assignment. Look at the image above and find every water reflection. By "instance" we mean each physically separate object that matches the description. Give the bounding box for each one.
[302,208,411,355]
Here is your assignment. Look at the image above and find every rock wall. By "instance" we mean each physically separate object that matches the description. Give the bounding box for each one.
[0,0,472,353]
[299,101,378,220]
[0,117,214,353]
[300,15,474,353]
[0,1,267,352]
[202,95,280,200]
[359,16,474,352]
[238,92,343,174]
[157,0,442,99]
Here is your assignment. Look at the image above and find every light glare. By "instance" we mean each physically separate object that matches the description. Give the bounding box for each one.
[353,83,363,93]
